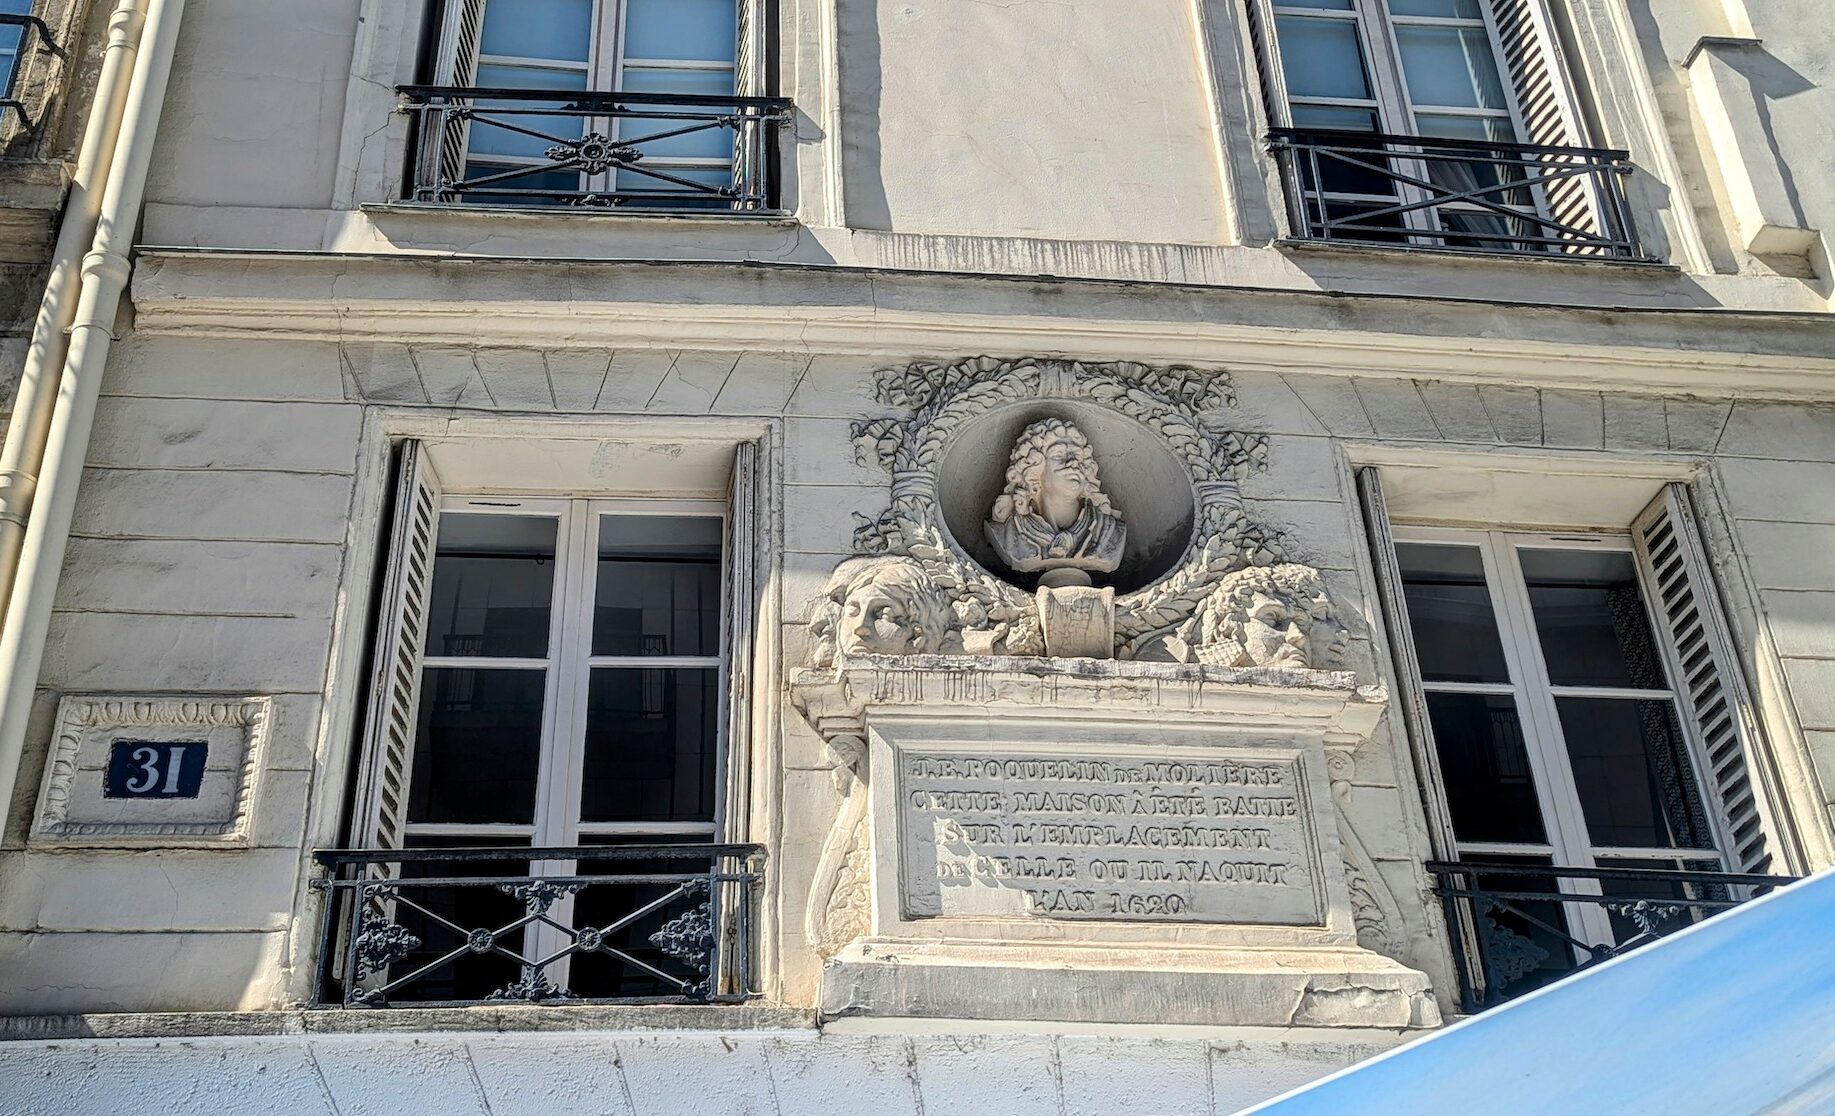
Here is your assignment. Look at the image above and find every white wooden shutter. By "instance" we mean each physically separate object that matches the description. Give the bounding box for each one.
[716,441,760,995]
[430,0,488,192]
[1632,483,1795,875]
[349,440,443,856]
[1488,0,1602,245]
[1355,467,1460,859]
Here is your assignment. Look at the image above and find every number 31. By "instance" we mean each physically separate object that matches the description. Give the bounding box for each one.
[123,746,183,795]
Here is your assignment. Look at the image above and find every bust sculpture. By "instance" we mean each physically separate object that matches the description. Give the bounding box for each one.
[984,418,1127,587]
[810,557,954,666]
[1166,564,1348,670]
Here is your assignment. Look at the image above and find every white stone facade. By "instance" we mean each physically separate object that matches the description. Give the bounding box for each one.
[0,0,1833,1109]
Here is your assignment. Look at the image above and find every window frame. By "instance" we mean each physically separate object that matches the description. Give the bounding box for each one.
[437,0,746,202]
[1392,523,1733,948]
[1254,0,1550,243]
[406,492,732,850]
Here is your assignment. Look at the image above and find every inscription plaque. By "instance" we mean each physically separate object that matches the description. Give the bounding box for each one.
[898,747,1323,925]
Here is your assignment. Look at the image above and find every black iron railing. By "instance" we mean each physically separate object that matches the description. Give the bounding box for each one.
[1267,127,1646,260]
[1428,861,1796,1014]
[1,11,60,132]
[397,84,791,212]
[311,844,763,1008]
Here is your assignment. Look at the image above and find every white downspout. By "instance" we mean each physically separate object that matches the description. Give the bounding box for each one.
[0,0,150,626]
[0,0,186,834]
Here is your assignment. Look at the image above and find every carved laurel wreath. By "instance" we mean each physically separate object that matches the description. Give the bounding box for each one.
[846,356,1290,657]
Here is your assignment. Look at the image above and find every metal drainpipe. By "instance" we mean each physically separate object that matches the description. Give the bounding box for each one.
[0,0,150,629]
[0,0,186,835]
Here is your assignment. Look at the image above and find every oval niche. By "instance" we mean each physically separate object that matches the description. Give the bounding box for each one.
[934,401,1197,595]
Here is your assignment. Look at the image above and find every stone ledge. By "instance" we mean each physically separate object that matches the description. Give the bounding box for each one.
[0,1002,817,1042]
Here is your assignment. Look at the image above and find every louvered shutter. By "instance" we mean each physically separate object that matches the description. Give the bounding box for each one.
[427,0,488,196]
[1355,468,1460,859]
[349,440,443,858]
[729,0,765,208]
[1632,483,1793,875]
[715,441,759,995]
[1488,0,1602,248]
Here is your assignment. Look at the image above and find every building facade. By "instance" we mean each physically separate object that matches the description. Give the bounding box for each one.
[0,0,1831,1109]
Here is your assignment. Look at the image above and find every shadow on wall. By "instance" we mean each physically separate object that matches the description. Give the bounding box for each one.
[836,0,892,231]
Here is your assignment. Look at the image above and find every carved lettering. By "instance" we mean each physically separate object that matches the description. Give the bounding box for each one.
[900,748,1322,925]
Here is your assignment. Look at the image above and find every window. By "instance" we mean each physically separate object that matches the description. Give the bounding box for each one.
[0,0,41,127]
[1359,471,1799,1003]
[337,440,761,1004]
[409,0,785,210]
[1253,0,1640,255]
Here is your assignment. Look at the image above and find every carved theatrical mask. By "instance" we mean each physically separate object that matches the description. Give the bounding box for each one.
[810,557,954,665]
[1150,564,1348,670]
[983,418,1127,577]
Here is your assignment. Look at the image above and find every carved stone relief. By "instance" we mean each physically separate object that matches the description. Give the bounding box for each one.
[793,356,1394,972]
[822,355,1338,667]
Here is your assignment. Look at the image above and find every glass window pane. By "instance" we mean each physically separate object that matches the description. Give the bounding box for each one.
[468,64,590,161]
[592,515,722,656]
[1555,697,1715,850]
[426,513,558,659]
[1389,0,1484,17]
[1278,0,1355,8]
[1519,549,1666,689]
[408,667,545,825]
[570,836,716,998]
[1415,112,1517,143]
[1426,692,1547,843]
[462,162,587,202]
[580,668,719,823]
[1458,855,1579,998]
[1290,104,1381,133]
[393,840,532,1002]
[615,163,735,202]
[1275,16,1374,101]
[624,0,736,62]
[618,67,737,160]
[480,0,593,62]
[1395,25,1509,110]
[1396,543,1512,684]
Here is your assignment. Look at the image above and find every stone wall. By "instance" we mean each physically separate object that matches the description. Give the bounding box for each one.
[1,319,1830,1016]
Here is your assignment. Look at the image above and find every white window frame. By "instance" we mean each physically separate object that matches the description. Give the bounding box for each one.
[405,492,730,986]
[448,0,741,198]
[1394,524,1730,949]
[1259,0,1547,241]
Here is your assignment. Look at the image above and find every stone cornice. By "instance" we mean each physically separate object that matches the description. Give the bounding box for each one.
[129,251,1835,399]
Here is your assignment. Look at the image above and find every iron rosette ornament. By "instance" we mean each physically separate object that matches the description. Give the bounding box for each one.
[810,355,1345,670]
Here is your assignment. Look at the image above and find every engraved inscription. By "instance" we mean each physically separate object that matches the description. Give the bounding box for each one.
[899,751,1322,925]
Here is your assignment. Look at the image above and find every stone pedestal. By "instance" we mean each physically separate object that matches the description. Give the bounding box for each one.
[1036,584,1115,658]
[791,655,1440,1030]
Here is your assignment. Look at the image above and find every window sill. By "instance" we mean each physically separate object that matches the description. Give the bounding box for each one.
[363,201,799,229]
[0,1002,815,1042]
[1274,236,1677,274]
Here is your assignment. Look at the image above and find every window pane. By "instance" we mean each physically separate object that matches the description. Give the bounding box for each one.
[624,0,736,62]
[1278,0,1355,8]
[468,65,589,162]
[1275,16,1374,101]
[1396,543,1512,684]
[1389,0,1484,17]
[1555,697,1715,850]
[1519,549,1666,689]
[462,162,587,201]
[615,163,735,203]
[480,0,593,62]
[426,513,558,659]
[408,667,545,825]
[1458,855,1579,998]
[1426,692,1547,843]
[619,67,738,160]
[570,836,717,998]
[592,515,722,656]
[579,668,719,823]
[1415,113,1517,144]
[392,840,532,1003]
[1395,25,1509,110]
[1290,104,1381,133]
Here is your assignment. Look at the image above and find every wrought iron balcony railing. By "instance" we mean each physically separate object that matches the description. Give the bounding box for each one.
[1267,127,1647,260]
[397,84,792,212]
[1428,861,1796,1015]
[1,11,60,132]
[310,844,763,1008]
